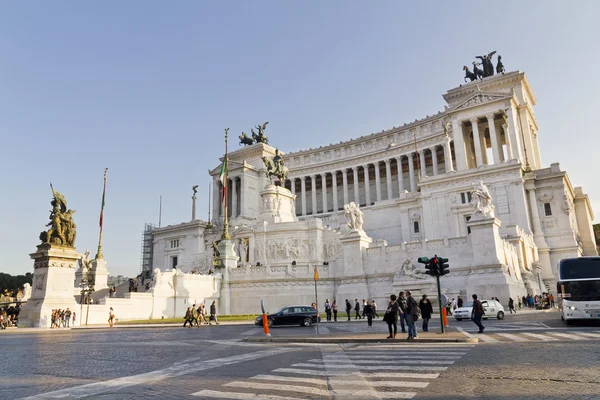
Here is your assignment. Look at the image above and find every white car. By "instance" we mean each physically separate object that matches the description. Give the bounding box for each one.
[453,299,505,321]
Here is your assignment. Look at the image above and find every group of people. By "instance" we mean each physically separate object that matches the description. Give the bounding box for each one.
[0,305,20,329]
[50,308,73,328]
[383,291,434,340]
[183,301,218,327]
[522,293,554,309]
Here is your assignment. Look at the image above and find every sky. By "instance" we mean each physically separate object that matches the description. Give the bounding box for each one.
[1,1,599,277]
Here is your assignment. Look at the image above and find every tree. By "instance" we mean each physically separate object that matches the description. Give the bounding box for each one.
[0,272,33,295]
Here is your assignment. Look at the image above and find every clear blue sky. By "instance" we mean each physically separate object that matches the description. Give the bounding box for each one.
[1,2,599,277]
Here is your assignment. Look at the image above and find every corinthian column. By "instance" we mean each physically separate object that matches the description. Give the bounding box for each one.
[363,165,371,206]
[342,169,349,205]
[374,162,382,201]
[352,167,359,203]
[311,175,317,215]
[300,176,307,216]
[408,153,416,192]
[321,173,328,213]
[385,159,393,199]
[332,171,338,211]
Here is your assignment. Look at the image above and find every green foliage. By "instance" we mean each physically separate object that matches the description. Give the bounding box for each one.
[0,272,33,295]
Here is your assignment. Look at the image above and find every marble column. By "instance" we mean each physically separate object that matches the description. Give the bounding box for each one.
[471,118,484,167]
[408,153,416,192]
[300,176,307,216]
[311,175,317,215]
[527,187,542,235]
[502,123,514,160]
[290,177,296,195]
[239,174,244,218]
[352,167,360,204]
[385,159,393,199]
[374,162,382,201]
[487,113,502,164]
[363,165,371,206]
[444,139,454,172]
[231,177,238,218]
[451,119,467,171]
[321,173,328,213]
[396,157,405,193]
[419,150,427,178]
[432,147,439,175]
[332,171,338,212]
[342,169,349,205]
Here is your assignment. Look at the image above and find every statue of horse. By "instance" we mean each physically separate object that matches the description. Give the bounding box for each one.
[472,62,483,80]
[239,132,254,146]
[261,155,288,182]
[463,66,477,82]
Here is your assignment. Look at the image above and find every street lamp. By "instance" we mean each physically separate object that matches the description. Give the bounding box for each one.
[78,262,95,326]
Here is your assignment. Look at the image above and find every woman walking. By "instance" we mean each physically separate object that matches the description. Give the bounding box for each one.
[209,301,219,325]
[332,300,338,322]
[108,307,115,327]
[419,294,434,332]
[508,297,517,314]
[324,299,332,322]
[384,294,401,339]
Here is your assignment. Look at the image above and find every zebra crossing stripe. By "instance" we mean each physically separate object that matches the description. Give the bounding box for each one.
[496,333,528,341]
[192,389,304,400]
[329,378,429,388]
[291,362,448,371]
[345,351,468,356]
[272,368,441,378]
[323,354,462,360]
[310,358,455,365]
[521,333,559,341]
[572,332,600,339]
[332,389,416,399]
[250,374,326,385]
[549,332,586,340]
[473,334,499,342]
[225,381,329,397]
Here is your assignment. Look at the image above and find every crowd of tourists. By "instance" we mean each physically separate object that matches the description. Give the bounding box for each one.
[183,301,219,327]
[0,305,20,329]
[50,308,74,328]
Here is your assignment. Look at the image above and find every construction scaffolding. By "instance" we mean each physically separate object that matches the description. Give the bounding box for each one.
[140,223,156,274]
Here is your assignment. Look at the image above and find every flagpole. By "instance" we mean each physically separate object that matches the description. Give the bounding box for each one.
[96,168,108,260]
[222,128,231,240]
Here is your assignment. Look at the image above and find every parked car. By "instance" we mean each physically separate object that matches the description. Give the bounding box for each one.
[255,305,320,328]
[453,299,505,321]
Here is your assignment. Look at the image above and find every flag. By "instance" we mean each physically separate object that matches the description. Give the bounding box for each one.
[314,265,319,281]
[99,168,107,230]
[219,158,228,202]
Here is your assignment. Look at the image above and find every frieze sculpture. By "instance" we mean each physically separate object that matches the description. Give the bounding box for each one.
[262,149,289,183]
[470,180,495,219]
[396,258,429,281]
[344,202,364,232]
[39,184,77,247]
[463,51,504,82]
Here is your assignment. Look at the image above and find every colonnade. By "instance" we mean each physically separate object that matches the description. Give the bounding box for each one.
[215,176,242,219]
[287,140,454,216]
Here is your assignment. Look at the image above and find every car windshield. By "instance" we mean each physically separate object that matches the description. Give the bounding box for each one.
[463,302,474,307]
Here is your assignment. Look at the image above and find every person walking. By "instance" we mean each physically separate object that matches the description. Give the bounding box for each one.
[405,290,419,339]
[65,308,72,328]
[354,299,361,319]
[324,299,332,322]
[191,304,200,327]
[108,307,115,327]
[183,307,193,328]
[362,299,367,318]
[549,293,555,308]
[364,301,374,327]
[398,291,408,333]
[332,300,338,322]
[451,298,457,313]
[345,299,352,321]
[472,294,485,333]
[372,300,379,318]
[209,301,219,325]
[508,297,517,314]
[198,304,208,325]
[419,294,434,332]
[384,294,400,339]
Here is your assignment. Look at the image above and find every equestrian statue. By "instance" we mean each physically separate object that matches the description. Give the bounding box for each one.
[262,149,288,184]
[462,51,505,81]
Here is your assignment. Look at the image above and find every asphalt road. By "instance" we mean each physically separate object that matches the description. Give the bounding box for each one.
[1,311,599,399]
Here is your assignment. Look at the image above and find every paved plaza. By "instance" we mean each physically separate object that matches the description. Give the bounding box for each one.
[2,312,600,399]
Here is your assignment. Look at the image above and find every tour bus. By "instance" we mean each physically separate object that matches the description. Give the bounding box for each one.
[558,257,600,324]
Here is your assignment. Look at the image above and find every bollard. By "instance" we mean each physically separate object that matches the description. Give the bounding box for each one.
[262,314,271,336]
[442,308,449,328]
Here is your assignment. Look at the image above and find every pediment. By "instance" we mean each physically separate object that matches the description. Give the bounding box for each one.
[451,92,511,112]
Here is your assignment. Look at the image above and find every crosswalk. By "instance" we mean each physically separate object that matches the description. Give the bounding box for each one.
[469,330,600,343]
[192,344,474,399]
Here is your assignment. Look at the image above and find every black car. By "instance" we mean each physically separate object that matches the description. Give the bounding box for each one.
[255,305,320,328]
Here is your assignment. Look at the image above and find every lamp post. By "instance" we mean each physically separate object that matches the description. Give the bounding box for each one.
[78,262,95,326]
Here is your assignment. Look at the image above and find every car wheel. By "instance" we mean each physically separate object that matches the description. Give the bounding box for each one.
[267,319,274,328]
[483,317,488,320]
[456,318,463,321]
[565,319,573,326]
[303,318,312,327]
[497,311,504,320]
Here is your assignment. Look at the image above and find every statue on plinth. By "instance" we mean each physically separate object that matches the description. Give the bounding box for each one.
[262,149,289,183]
[21,283,32,301]
[39,184,77,247]
[252,121,269,144]
[475,51,496,77]
[239,132,254,146]
[471,181,495,218]
[344,202,364,232]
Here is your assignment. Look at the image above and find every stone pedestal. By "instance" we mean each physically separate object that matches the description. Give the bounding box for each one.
[467,217,503,267]
[217,238,238,315]
[19,244,80,328]
[258,184,298,224]
[337,230,372,298]
[91,258,109,291]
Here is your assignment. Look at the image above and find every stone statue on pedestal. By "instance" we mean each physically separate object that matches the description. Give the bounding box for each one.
[39,185,77,247]
[471,181,495,218]
[344,202,364,232]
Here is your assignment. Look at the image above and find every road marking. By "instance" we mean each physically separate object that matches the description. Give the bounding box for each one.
[224,382,329,397]
[496,333,528,342]
[323,354,462,359]
[291,363,447,371]
[456,326,475,339]
[572,331,600,339]
[250,374,326,385]
[473,334,499,342]
[321,345,381,399]
[521,333,559,341]
[329,379,429,388]
[311,358,455,365]
[345,350,468,356]
[20,348,293,400]
[192,390,305,400]
[333,389,416,399]
[315,325,330,334]
[240,328,260,336]
[273,368,440,379]
[550,332,586,340]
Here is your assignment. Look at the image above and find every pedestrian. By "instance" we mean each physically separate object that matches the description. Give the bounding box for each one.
[405,290,419,339]
[183,307,193,328]
[372,300,379,318]
[457,296,463,309]
[364,301,374,327]
[549,293,555,308]
[398,291,408,333]
[518,298,522,309]
[108,307,115,327]
[324,299,332,322]
[384,294,400,339]
[191,304,200,327]
[209,301,219,325]
[354,299,361,319]
[362,299,367,318]
[72,312,76,326]
[199,304,208,325]
[508,297,516,314]
[345,299,352,321]
[65,308,72,327]
[332,300,338,322]
[472,294,485,333]
[419,294,433,332]
[451,297,456,312]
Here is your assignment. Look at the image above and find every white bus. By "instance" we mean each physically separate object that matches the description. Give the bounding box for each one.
[558,257,600,325]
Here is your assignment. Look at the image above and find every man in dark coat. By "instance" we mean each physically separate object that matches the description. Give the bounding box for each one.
[472,294,485,333]
[419,294,434,332]
[354,299,362,319]
[345,299,352,321]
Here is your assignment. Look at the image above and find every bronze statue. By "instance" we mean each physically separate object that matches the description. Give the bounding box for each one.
[463,65,478,82]
[496,55,505,75]
[252,121,269,144]
[262,149,288,183]
[40,184,77,247]
[472,61,483,80]
[192,185,198,195]
[476,51,496,77]
[239,132,254,146]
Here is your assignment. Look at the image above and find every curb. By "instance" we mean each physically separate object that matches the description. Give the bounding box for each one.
[243,337,479,344]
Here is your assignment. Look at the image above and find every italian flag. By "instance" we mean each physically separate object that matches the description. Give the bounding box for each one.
[219,158,227,202]
[99,168,107,229]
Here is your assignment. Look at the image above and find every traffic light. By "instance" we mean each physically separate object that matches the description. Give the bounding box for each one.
[425,257,439,276]
[439,257,450,276]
